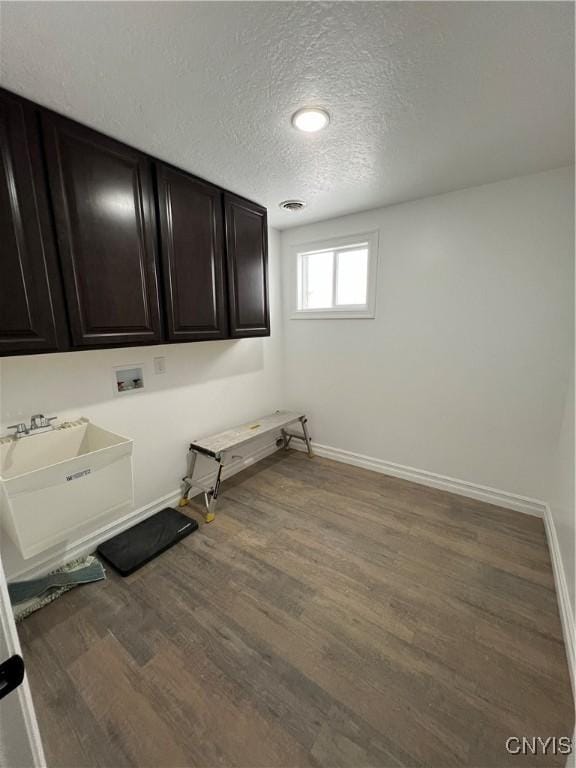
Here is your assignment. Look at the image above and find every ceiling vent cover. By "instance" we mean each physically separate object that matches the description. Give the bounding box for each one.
[279,199,307,212]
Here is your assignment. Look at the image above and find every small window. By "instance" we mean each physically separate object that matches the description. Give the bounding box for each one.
[292,231,378,319]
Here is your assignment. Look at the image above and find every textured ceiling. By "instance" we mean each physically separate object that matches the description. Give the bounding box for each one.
[0,1,573,229]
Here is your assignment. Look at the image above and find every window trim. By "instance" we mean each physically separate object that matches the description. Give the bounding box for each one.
[290,230,379,319]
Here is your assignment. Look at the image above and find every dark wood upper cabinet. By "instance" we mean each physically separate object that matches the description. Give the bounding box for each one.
[42,112,163,347]
[156,164,228,341]
[0,90,68,355]
[0,87,269,357]
[224,193,270,337]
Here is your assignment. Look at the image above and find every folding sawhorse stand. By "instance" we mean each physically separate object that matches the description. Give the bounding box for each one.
[179,411,313,522]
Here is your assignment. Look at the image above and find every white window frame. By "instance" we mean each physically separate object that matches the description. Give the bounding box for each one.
[290,230,379,319]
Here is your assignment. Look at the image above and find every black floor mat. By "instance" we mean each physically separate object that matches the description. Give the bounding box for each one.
[97,508,198,576]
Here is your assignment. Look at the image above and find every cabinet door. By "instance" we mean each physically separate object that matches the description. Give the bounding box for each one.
[42,112,162,347]
[0,90,67,355]
[224,194,270,337]
[156,164,228,341]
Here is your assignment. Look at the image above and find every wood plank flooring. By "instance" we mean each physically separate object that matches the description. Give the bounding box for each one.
[18,451,574,767]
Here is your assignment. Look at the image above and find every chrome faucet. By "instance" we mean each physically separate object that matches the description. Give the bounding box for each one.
[7,414,57,439]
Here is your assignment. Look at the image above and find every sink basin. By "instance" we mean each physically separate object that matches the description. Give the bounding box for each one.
[0,418,133,559]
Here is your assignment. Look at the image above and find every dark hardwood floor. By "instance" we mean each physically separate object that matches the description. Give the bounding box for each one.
[18,450,574,767]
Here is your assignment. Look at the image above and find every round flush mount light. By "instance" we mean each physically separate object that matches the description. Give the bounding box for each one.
[279,199,307,212]
[291,107,330,133]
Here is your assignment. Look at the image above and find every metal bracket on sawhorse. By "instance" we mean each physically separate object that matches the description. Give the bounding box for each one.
[281,416,314,457]
[179,447,224,523]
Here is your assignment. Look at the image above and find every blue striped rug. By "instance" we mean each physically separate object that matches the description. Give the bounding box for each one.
[9,556,106,622]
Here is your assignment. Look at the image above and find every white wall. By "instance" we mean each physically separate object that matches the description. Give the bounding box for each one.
[0,229,285,577]
[548,366,575,617]
[281,167,574,502]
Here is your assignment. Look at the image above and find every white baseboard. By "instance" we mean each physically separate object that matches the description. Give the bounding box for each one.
[7,438,280,582]
[543,504,575,697]
[295,441,547,517]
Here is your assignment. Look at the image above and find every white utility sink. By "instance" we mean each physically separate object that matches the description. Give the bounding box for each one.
[0,418,133,559]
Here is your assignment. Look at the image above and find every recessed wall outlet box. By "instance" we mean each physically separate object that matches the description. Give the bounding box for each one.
[153,356,166,374]
[114,364,145,395]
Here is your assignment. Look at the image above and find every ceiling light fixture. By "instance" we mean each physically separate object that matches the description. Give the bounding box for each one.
[279,199,307,212]
[291,107,330,133]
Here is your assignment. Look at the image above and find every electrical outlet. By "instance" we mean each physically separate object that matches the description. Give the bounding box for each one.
[153,356,166,374]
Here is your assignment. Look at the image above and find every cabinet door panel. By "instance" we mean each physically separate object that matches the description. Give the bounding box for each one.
[156,165,228,341]
[224,194,269,337]
[42,112,162,347]
[0,90,67,354]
